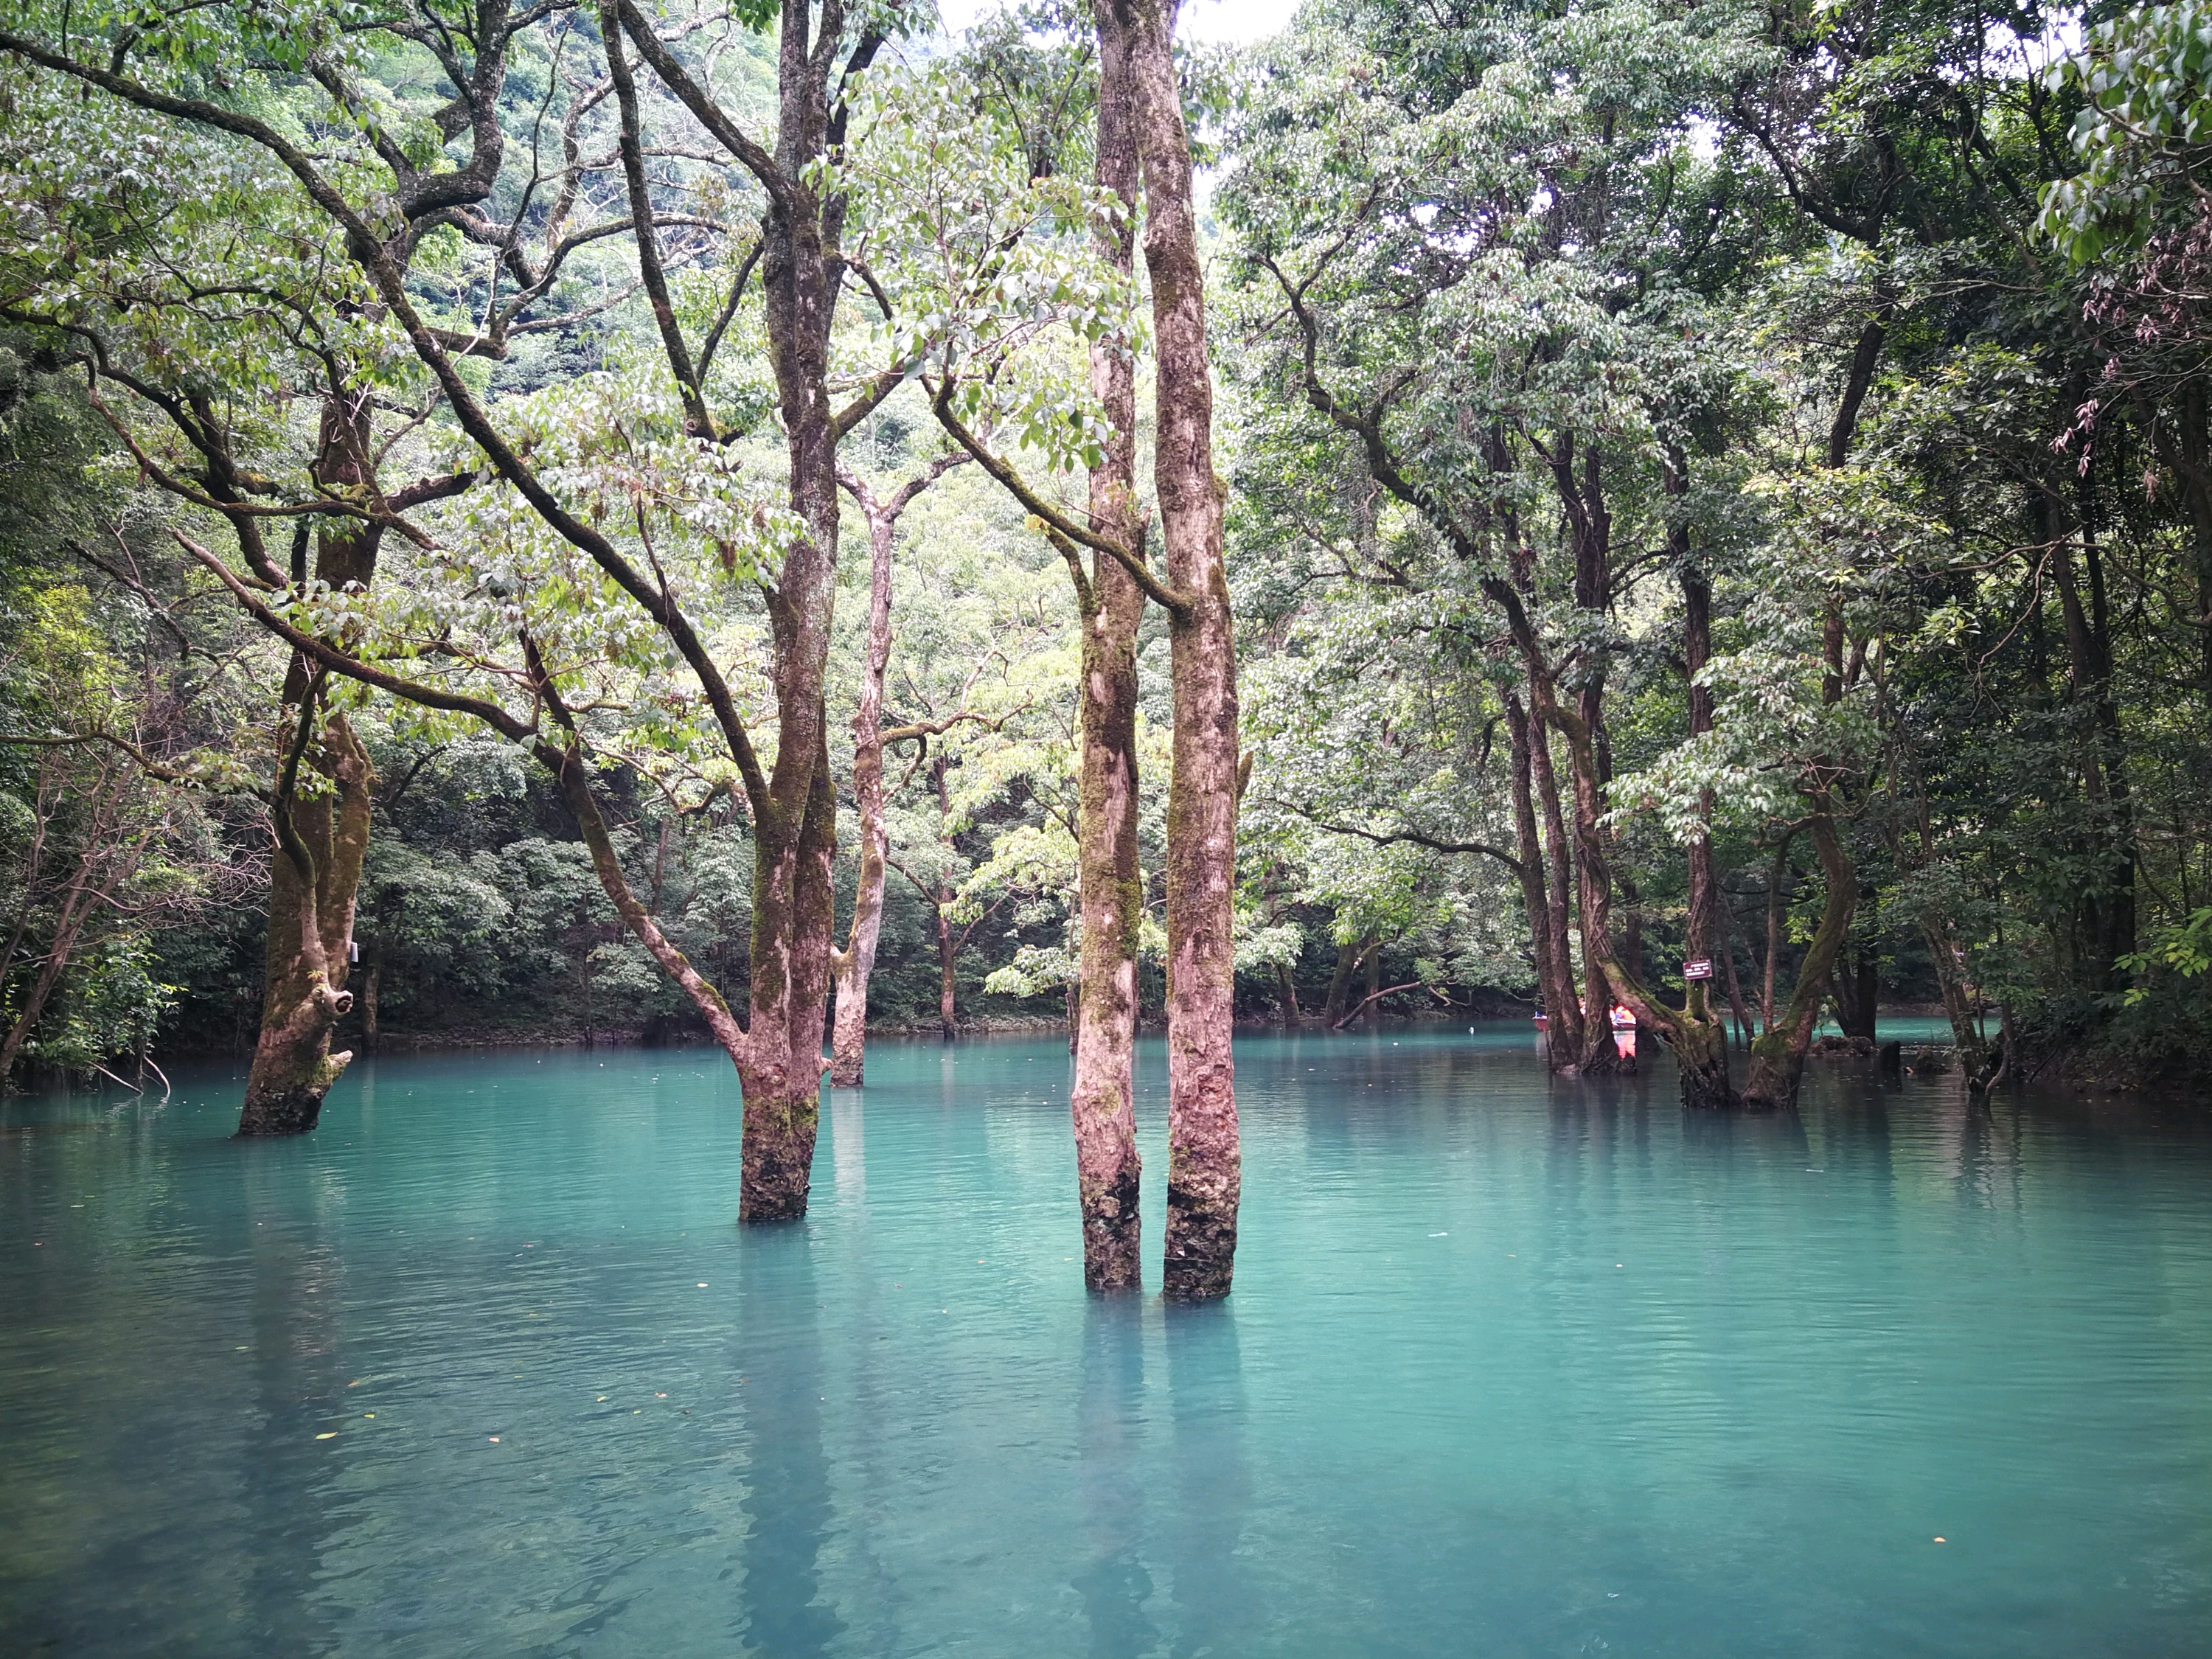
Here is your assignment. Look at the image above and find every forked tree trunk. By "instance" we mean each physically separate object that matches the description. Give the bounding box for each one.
[1833,944,1878,1042]
[1604,465,1734,1110]
[1321,936,1371,1026]
[1503,695,1573,1052]
[1667,555,1733,1108]
[1739,319,1886,1107]
[1742,807,1854,1110]
[829,508,894,1086]
[240,399,384,1137]
[1742,595,1862,1110]
[830,460,959,1085]
[239,709,373,1136]
[1124,0,1240,1301]
[1570,696,1627,1075]
[1068,0,1149,1294]
[1525,700,1585,1060]
[1922,914,1993,1082]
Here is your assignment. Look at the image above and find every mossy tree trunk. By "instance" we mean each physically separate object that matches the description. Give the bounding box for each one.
[1121,0,1241,1301]
[238,698,373,1137]
[240,409,384,1138]
[1742,808,1855,1110]
[1067,0,1149,1294]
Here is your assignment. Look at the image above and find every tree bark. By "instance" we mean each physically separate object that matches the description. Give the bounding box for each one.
[829,500,894,1085]
[1067,0,1148,1294]
[1666,549,1733,1107]
[936,885,959,1039]
[1742,591,1861,1110]
[2048,479,2138,988]
[1525,699,1584,1059]
[1555,691,1626,1074]
[1833,942,1878,1041]
[1739,305,1887,1107]
[829,460,960,1085]
[242,396,384,1136]
[1123,0,1240,1301]
[714,0,872,1221]
[1741,806,1854,1110]
[1503,693,1573,1058]
[1323,934,1374,1027]
[239,708,373,1136]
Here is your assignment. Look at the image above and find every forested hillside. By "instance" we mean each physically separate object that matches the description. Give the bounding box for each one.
[3,0,2208,1102]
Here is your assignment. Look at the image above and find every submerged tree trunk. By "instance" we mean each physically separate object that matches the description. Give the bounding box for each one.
[1664,550,1733,1108]
[1067,0,1149,1294]
[830,459,961,1086]
[240,399,383,1137]
[1557,689,1627,1076]
[1833,943,1878,1042]
[1741,597,1861,1110]
[830,501,896,1086]
[1525,700,1584,1060]
[1124,0,1240,1301]
[1322,936,1372,1026]
[936,886,959,1039]
[239,706,373,1136]
[740,727,840,1221]
[928,755,960,1041]
[1742,807,1855,1110]
[1741,318,1887,1108]
[1503,694,1573,1056]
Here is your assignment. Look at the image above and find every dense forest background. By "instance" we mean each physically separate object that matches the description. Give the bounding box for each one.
[4,0,2210,1092]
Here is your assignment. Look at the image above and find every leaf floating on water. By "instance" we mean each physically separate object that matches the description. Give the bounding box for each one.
[488,1436,501,1443]
[316,1432,338,1441]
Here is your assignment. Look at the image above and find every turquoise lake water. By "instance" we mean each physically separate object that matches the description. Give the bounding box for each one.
[3,1028,2209,1657]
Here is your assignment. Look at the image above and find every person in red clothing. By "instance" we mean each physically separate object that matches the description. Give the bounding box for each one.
[1609,1002,1636,1061]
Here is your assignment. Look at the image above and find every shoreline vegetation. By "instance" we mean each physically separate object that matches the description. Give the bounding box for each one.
[6,0,2212,1153]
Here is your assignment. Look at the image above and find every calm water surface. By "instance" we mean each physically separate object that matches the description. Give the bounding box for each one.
[3,1029,2209,1657]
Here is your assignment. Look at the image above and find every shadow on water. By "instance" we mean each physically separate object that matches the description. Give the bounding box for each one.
[1162,1301,1255,1659]
[730,1223,841,1659]
[1072,1295,1156,1658]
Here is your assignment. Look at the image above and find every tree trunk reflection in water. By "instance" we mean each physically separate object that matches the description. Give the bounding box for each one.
[238,1158,344,1654]
[1164,1304,1254,1653]
[1074,1297,1157,1656]
[731,1239,839,1659]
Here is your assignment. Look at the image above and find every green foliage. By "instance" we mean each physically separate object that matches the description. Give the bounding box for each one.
[2040,1,2212,261]
[2,0,2209,1078]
